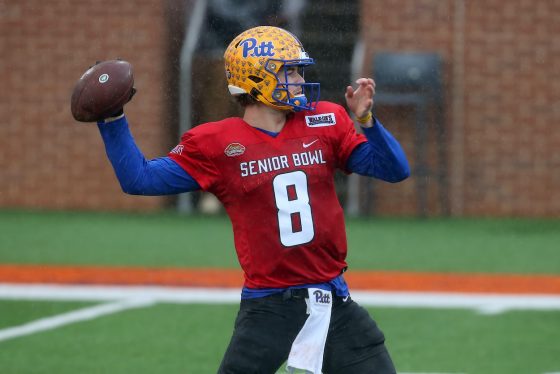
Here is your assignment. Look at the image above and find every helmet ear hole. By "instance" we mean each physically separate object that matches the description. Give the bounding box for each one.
[248,76,263,83]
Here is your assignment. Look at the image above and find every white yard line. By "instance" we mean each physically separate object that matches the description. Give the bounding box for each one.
[1,283,560,343]
[350,291,560,315]
[1,284,560,313]
[0,284,241,303]
[0,297,155,342]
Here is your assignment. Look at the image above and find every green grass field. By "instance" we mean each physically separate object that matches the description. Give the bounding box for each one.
[2,209,559,273]
[1,209,560,373]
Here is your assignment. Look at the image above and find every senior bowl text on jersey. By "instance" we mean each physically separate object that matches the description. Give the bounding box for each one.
[240,149,325,177]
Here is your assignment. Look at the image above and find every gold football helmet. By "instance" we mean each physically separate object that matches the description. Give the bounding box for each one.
[224,26,320,111]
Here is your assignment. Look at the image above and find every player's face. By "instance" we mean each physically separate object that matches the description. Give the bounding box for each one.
[278,66,305,95]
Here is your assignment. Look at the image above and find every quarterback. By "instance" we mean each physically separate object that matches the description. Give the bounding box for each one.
[97,26,409,373]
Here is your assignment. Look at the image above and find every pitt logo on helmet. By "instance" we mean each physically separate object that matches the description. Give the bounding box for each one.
[240,38,275,58]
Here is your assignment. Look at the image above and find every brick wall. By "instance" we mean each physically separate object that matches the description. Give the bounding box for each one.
[0,0,170,211]
[361,0,560,217]
[1,0,559,217]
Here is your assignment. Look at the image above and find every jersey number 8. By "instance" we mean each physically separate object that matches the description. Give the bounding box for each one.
[273,171,315,247]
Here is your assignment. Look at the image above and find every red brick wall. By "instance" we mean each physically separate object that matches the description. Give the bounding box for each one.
[1,0,559,217]
[361,0,560,217]
[0,0,169,211]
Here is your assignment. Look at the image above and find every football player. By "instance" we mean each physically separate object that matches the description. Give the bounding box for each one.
[97,26,409,373]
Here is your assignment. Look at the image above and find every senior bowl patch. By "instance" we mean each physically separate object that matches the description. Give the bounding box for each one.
[305,113,336,127]
[225,143,246,157]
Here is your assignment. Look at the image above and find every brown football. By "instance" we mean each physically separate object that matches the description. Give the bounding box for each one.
[70,60,134,122]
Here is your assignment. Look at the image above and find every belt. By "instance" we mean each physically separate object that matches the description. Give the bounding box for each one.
[279,288,350,306]
[281,288,308,301]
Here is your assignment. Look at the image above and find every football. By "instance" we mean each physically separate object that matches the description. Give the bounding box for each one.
[70,59,135,122]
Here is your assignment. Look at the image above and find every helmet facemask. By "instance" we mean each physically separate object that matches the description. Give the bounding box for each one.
[266,58,320,112]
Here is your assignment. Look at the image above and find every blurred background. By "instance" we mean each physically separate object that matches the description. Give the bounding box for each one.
[1,2,560,373]
[2,0,558,218]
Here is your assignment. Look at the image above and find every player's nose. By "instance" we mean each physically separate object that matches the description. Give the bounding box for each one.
[293,73,305,84]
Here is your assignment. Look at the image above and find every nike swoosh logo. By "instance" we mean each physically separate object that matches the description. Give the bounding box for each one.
[303,139,318,148]
[342,296,349,302]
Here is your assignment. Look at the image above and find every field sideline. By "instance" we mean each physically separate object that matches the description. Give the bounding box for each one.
[2,281,560,342]
[2,264,560,294]
[2,265,560,352]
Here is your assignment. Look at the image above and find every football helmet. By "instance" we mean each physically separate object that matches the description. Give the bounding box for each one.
[224,26,320,112]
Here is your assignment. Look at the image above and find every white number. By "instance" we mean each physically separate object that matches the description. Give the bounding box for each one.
[273,171,314,246]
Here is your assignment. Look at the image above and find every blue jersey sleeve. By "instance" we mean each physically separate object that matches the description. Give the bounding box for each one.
[97,116,200,195]
[346,117,410,182]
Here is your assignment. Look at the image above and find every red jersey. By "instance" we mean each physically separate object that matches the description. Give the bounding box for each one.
[169,101,367,289]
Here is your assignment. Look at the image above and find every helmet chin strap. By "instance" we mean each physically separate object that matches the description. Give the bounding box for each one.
[289,95,308,112]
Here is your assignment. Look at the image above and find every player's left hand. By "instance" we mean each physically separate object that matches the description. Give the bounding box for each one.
[345,78,375,119]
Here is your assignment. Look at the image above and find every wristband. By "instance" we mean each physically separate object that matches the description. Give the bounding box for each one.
[101,112,125,124]
[356,111,372,124]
